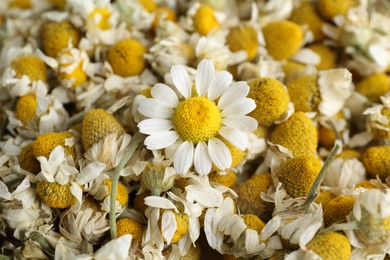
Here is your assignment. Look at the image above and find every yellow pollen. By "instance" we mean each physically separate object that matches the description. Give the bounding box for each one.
[15,94,38,126]
[173,96,221,143]
[116,218,144,243]
[9,0,31,9]
[88,8,111,30]
[194,5,220,36]
[12,56,47,82]
[36,181,77,209]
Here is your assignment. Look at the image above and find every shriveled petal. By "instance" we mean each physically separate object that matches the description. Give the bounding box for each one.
[162,210,177,244]
[171,65,192,99]
[208,138,232,170]
[218,81,249,109]
[207,71,233,101]
[144,131,179,150]
[195,59,215,96]
[138,119,173,135]
[138,98,174,119]
[223,116,258,132]
[173,141,194,174]
[186,185,223,207]
[193,142,212,175]
[151,83,179,108]
[219,126,249,151]
[221,98,256,117]
[77,162,106,185]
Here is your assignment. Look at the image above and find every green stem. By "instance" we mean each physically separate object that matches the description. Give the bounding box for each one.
[303,144,340,212]
[30,232,55,255]
[110,132,144,239]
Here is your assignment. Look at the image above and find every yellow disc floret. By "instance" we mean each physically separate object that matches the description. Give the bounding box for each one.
[362,146,390,180]
[139,0,157,12]
[11,56,47,82]
[336,149,361,160]
[262,20,303,61]
[58,50,87,88]
[152,7,177,29]
[270,112,318,157]
[236,173,274,222]
[278,156,322,198]
[315,190,335,207]
[290,2,326,41]
[241,214,265,233]
[355,180,376,189]
[371,107,390,140]
[9,0,31,9]
[282,60,307,84]
[318,0,358,20]
[171,211,189,243]
[323,196,355,227]
[103,179,128,206]
[41,21,80,58]
[306,232,351,260]
[88,8,111,30]
[81,109,125,151]
[36,181,77,209]
[32,132,75,159]
[15,94,38,126]
[307,44,336,70]
[19,143,40,174]
[208,170,237,188]
[108,39,146,77]
[248,78,290,126]
[356,73,390,103]
[173,97,221,143]
[194,5,220,36]
[116,218,145,243]
[227,24,258,61]
[287,74,320,113]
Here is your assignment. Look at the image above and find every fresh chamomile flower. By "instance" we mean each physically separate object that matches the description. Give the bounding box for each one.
[356,72,390,103]
[277,156,322,198]
[307,44,337,70]
[318,0,358,20]
[270,112,318,157]
[236,173,274,222]
[362,146,390,180]
[323,195,355,227]
[107,38,147,77]
[227,24,258,61]
[262,20,303,61]
[41,20,81,58]
[81,108,125,151]
[247,77,290,126]
[290,2,326,42]
[137,59,257,175]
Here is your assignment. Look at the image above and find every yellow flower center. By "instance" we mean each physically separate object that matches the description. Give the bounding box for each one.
[9,0,31,9]
[173,96,221,143]
[12,56,47,82]
[15,94,38,125]
[88,8,111,30]
[194,5,220,36]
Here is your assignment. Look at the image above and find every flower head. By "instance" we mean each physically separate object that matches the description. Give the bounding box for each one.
[32,131,75,159]
[290,2,325,41]
[19,143,40,174]
[137,59,257,174]
[36,181,77,209]
[15,94,38,126]
[307,44,336,70]
[11,56,47,82]
[116,218,144,243]
[193,5,220,36]
[227,24,258,61]
[356,73,390,103]
[362,146,390,180]
[306,232,351,260]
[318,0,358,20]
[323,195,354,227]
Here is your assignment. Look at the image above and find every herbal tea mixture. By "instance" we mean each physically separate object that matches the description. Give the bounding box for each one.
[0,0,390,259]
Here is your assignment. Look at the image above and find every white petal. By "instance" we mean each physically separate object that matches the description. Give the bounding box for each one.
[193,142,212,175]
[77,162,106,185]
[186,185,223,207]
[218,81,249,109]
[138,119,173,135]
[207,71,233,101]
[95,235,132,260]
[173,141,194,174]
[138,98,174,119]
[144,131,179,150]
[189,217,200,242]
[219,126,249,151]
[223,116,258,132]
[162,210,177,244]
[171,65,192,99]
[144,196,178,210]
[221,98,256,117]
[195,59,215,96]
[208,138,232,170]
[151,83,179,108]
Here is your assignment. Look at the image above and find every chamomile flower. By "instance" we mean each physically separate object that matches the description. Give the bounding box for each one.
[364,96,390,141]
[137,59,257,175]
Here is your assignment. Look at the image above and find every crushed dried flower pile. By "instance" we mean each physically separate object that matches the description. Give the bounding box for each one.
[0,0,390,259]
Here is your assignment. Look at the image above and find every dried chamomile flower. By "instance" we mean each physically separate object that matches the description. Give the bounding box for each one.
[287,74,320,113]
[262,20,303,61]
[336,149,361,160]
[236,173,274,222]
[32,131,75,159]
[270,112,318,157]
[138,0,157,12]
[11,55,47,82]
[208,170,236,188]
[227,24,258,61]
[133,191,151,215]
[314,190,335,207]
[277,156,322,198]
[305,232,351,260]
[57,48,89,88]
[247,77,290,126]
[281,60,312,85]
[102,179,128,207]
[108,39,147,77]
[152,7,177,30]
[362,146,390,180]
[15,94,38,126]
[307,44,336,70]
[19,143,40,174]
[323,195,354,227]
[41,21,80,58]
[193,4,220,36]
[290,2,326,41]
[356,73,390,103]
[318,0,358,20]
[81,108,125,151]
[141,159,176,196]
[36,181,77,209]
[162,210,189,244]
[116,218,145,243]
